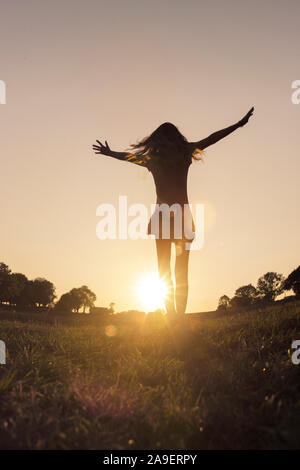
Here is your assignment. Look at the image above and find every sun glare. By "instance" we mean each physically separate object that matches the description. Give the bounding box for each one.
[137,274,168,312]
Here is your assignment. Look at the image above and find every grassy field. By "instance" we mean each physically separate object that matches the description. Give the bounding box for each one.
[0,302,300,450]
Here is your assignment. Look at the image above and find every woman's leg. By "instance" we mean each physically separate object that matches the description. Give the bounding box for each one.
[174,241,190,315]
[155,238,175,314]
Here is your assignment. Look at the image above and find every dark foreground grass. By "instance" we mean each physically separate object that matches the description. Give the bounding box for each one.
[0,303,300,449]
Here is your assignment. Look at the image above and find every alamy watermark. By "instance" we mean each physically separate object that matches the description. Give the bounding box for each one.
[291,80,300,104]
[291,340,300,365]
[0,80,6,104]
[0,340,6,364]
[96,196,205,250]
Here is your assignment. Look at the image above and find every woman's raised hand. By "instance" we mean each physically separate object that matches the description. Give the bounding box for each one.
[239,107,254,127]
[93,140,113,156]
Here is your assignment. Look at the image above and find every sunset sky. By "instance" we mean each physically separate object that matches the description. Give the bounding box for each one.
[1,0,300,312]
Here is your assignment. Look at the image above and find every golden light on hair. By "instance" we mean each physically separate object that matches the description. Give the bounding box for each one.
[192,148,205,161]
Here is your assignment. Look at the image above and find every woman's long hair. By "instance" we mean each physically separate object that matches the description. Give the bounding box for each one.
[126,122,203,166]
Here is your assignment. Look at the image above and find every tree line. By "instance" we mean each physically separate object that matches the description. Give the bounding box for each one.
[218,266,300,311]
[0,262,98,313]
[1,260,299,316]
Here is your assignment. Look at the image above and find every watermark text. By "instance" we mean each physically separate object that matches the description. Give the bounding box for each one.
[96,196,204,251]
[0,80,6,104]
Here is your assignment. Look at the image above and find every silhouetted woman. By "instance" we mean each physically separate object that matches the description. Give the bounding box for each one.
[93,107,254,318]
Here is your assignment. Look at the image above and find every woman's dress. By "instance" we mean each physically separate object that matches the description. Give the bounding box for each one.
[146,154,195,242]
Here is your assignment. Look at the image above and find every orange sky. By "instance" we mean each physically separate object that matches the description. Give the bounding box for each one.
[1,0,300,312]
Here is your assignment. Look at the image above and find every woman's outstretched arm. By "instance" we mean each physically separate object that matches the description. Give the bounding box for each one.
[92,140,148,166]
[189,107,254,151]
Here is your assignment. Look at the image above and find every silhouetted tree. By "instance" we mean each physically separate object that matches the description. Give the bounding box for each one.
[79,285,96,313]
[0,263,11,303]
[67,288,81,312]
[55,286,96,313]
[0,263,10,278]
[30,278,56,308]
[14,277,56,309]
[0,262,56,311]
[6,273,28,306]
[256,272,284,302]
[16,280,36,309]
[283,266,300,297]
[230,284,258,309]
[217,295,230,311]
[55,292,74,313]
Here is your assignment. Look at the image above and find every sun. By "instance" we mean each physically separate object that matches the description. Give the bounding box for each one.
[137,274,168,312]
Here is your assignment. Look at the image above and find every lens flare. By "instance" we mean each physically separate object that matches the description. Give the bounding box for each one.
[105,324,117,337]
[137,274,168,312]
